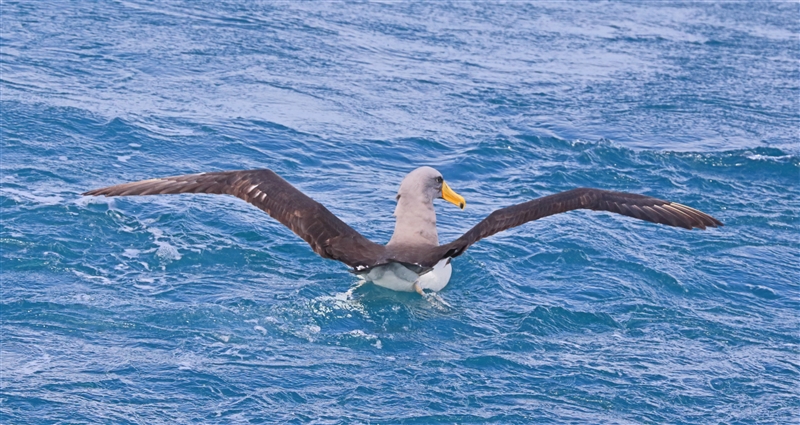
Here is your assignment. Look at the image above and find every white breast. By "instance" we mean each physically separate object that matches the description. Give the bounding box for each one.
[364,259,452,292]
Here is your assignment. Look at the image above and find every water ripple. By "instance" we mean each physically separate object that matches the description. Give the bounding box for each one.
[2,1,799,424]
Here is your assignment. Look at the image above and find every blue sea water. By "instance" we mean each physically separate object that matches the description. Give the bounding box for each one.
[2,1,799,423]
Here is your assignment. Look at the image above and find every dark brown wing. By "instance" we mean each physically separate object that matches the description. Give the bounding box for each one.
[83,170,386,269]
[426,188,722,266]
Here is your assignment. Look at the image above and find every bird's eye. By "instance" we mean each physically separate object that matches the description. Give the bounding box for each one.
[435,176,443,184]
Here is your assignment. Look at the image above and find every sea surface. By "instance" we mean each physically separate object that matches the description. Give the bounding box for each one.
[2,2,799,423]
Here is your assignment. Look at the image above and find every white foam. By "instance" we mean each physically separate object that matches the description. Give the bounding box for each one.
[345,330,383,349]
[177,359,195,371]
[1,187,64,206]
[155,241,181,261]
[148,228,182,261]
[72,270,112,285]
[122,249,140,258]
[746,153,794,162]
[73,195,115,208]
[347,330,374,339]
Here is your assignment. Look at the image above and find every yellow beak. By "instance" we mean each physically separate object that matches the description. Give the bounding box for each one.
[441,181,466,210]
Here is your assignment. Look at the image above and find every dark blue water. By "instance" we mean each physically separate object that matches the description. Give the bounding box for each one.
[2,2,798,423]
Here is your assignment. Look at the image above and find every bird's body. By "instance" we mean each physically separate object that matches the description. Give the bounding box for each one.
[83,166,722,294]
[362,258,452,292]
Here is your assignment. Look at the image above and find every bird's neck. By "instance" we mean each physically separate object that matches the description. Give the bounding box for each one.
[387,197,439,247]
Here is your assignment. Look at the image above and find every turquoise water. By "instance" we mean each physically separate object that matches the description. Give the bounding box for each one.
[2,2,799,423]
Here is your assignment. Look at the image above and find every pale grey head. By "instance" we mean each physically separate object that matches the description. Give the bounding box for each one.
[387,166,465,249]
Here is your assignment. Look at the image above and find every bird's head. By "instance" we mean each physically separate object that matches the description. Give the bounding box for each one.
[397,166,466,210]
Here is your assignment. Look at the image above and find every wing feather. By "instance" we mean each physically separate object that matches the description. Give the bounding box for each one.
[424,188,722,267]
[83,170,386,269]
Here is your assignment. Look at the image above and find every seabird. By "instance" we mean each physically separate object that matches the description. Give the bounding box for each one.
[83,167,722,294]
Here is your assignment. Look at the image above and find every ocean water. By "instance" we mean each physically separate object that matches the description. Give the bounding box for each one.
[2,1,798,423]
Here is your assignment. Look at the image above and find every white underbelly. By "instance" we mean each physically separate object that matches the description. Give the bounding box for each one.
[365,259,452,292]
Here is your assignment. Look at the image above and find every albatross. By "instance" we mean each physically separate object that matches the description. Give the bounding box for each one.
[83,167,722,294]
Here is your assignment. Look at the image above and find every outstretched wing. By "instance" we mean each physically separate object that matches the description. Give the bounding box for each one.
[83,170,386,269]
[428,188,722,265]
